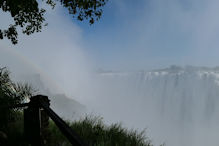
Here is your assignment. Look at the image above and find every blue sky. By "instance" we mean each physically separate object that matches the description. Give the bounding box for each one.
[2,0,219,72]
[70,0,219,70]
[1,0,219,97]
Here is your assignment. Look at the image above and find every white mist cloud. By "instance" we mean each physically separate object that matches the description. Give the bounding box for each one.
[0,5,97,102]
[2,1,219,146]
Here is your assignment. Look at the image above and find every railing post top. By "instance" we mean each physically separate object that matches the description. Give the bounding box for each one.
[30,95,50,107]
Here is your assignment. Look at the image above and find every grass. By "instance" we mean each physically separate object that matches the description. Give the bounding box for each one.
[2,112,157,146]
[49,116,153,146]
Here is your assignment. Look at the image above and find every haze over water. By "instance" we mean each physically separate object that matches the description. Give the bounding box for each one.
[1,0,219,146]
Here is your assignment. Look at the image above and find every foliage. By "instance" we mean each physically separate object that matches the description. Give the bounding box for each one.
[4,111,27,146]
[49,116,153,146]
[0,0,108,44]
[48,120,70,146]
[0,67,32,131]
[5,115,154,146]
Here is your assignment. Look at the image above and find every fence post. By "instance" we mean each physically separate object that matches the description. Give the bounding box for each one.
[24,95,50,146]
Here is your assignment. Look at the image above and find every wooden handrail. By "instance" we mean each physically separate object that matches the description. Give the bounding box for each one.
[30,95,88,146]
[40,100,88,146]
[1,95,88,146]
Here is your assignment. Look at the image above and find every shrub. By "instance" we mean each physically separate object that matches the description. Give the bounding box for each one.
[49,116,153,146]
[0,67,32,131]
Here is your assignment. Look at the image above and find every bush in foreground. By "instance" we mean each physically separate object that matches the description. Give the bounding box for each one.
[49,116,153,146]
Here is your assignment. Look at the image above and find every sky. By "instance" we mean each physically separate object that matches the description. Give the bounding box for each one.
[1,0,219,99]
[1,0,219,71]
[78,0,219,70]
[2,1,219,145]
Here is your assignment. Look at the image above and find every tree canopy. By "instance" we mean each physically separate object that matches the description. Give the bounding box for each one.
[0,67,32,131]
[0,0,108,44]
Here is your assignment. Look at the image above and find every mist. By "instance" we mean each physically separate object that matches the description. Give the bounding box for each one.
[1,0,219,146]
[0,4,99,100]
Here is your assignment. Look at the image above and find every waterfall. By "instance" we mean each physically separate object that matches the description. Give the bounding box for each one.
[92,66,219,146]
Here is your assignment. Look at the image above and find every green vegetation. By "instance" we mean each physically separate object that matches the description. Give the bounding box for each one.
[0,0,108,44]
[0,67,32,145]
[0,67,31,132]
[0,68,155,146]
[4,115,153,146]
[49,116,152,146]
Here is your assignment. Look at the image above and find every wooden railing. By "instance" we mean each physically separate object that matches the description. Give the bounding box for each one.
[2,95,88,146]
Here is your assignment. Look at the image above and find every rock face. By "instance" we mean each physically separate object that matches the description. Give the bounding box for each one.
[17,73,86,121]
[95,66,219,146]
[49,93,86,120]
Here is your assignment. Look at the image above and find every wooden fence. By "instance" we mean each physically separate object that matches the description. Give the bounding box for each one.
[2,95,88,146]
